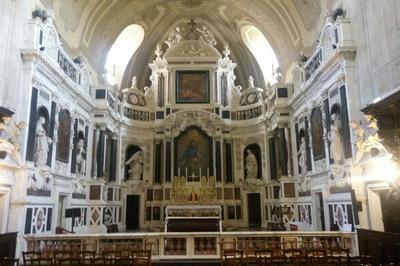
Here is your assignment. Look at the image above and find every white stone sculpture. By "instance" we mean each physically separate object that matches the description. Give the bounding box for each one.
[73,180,86,195]
[196,25,217,46]
[125,151,143,180]
[165,27,182,47]
[230,85,242,107]
[248,76,255,88]
[144,86,155,107]
[328,113,344,163]
[33,116,52,167]
[245,149,258,179]
[351,114,388,164]
[0,110,26,165]
[76,138,86,176]
[103,185,108,201]
[298,136,307,175]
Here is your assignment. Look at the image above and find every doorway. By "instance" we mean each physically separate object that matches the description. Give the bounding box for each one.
[314,192,326,230]
[57,195,68,228]
[247,193,261,228]
[126,195,140,230]
[0,192,9,233]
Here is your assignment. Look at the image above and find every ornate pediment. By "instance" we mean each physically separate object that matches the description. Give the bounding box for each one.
[164,39,221,61]
[162,109,226,137]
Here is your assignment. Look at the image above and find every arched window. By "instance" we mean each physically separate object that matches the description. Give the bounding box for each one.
[241,25,280,84]
[56,109,71,162]
[105,24,145,87]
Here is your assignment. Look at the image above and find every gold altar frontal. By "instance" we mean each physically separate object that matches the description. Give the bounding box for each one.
[172,175,217,202]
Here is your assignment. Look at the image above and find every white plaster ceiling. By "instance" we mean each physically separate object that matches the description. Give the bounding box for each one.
[43,0,334,88]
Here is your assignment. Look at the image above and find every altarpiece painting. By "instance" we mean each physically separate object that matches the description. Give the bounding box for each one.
[176,70,209,103]
[175,126,212,181]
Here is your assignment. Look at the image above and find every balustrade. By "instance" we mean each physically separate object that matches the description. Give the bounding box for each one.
[24,231,358,261]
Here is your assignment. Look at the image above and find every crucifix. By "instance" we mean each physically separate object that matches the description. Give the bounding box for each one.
[189,172,197,182]
[187,18,197,32]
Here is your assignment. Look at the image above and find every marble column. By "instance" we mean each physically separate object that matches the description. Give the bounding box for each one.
[92,127,99,178]
[97,127,106,179]
[284,125,293,177]
[109,136,117,182]
[306,113,315,171]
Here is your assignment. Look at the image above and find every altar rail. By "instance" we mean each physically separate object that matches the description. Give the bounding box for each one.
[25,231,358,261]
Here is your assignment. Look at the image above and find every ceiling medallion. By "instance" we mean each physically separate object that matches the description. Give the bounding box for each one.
[178,0,206,10]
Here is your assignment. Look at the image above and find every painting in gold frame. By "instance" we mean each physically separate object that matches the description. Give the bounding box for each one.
[176,70,209,103]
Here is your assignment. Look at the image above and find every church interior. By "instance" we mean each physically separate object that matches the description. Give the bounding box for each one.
[1,0,400,265]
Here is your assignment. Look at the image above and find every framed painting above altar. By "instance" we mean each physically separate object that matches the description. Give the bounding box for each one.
[174,126,212,180]
[176,70,209,103]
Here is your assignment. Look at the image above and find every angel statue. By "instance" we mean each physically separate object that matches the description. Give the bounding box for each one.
[197,25,217,46]
[125,151,143,180]
[165,27,182,47]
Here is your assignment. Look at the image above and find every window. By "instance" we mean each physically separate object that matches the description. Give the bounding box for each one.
[241,25,279,84]
[105,24,145,87]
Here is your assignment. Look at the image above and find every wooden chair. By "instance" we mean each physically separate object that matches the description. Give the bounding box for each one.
[114,257,136,266]
[284,248,308,265]
[22,257,54,265]
[327,247,349,264]
[254,249,272,266]
[131,249,151,266]
[0,257,19,266]
[222,249,243,266]
[22,251,42,265]
[76,251,95,265]
[55,258,81,265]
[90,257,113,265]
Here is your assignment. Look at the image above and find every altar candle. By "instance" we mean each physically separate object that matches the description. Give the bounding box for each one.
[199,168,201,178]
[178,168,180,178]
[207,168,209,177]
[185,168,188,178]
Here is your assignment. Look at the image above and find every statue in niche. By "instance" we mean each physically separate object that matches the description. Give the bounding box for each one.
[165,27,182,47]
[245,149,258,179]
[298,136,307,175]
[125,151,143,180]
[34,116,52,167]
[196,25,217,46]
[76,138,86,176]
[328,113,344,163]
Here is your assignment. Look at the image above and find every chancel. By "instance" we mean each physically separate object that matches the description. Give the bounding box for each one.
[0,0,400,265]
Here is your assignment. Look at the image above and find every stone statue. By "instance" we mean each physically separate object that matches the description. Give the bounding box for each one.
[245,149,258,179]
[76,138,86,176]
[248,76,255,88]
[298,136,307,175]
[33,116,52,167]
[196,25,217,46]
[328,113,344,163]
[230,85,242,107]
[144,86,155,107]
[125,151,143,180]
[165,27,182,47]
[73,180,86,195]
[0,108,26,165]
[351,114,388,164]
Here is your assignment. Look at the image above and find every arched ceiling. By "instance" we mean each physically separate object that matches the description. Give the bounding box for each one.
[43,0,335,89]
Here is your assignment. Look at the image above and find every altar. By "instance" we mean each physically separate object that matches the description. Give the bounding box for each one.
[165,205,222,232]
